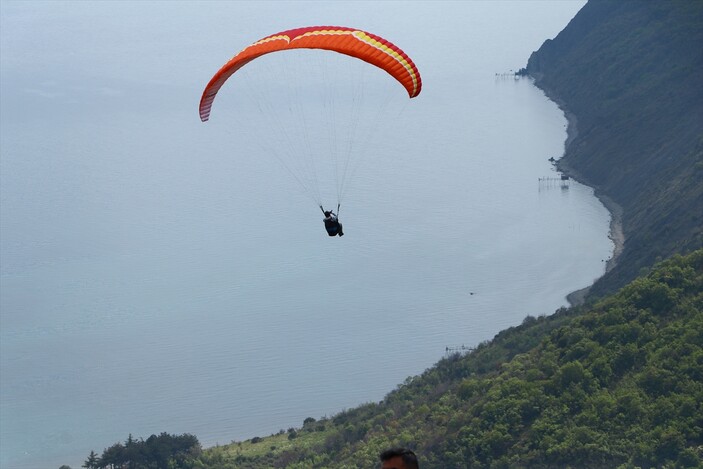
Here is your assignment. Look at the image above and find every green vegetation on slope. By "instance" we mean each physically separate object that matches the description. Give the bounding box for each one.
[523,0,703,298]
[188,250,702,468]
[81,433,201,469]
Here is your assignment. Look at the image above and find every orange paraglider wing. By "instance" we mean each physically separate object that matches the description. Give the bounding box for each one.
[199,26,422,122]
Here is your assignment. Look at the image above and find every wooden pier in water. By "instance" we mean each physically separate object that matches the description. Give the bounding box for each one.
[445,345,476,357]
[538,174,570,189]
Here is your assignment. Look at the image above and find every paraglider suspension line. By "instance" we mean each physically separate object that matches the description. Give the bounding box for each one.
[319,203,341,215]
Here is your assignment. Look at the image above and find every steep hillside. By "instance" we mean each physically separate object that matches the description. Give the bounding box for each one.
[192,249,702,468]
[523,0,703,298]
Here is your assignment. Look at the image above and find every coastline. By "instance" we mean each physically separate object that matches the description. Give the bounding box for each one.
[537,83,625,306]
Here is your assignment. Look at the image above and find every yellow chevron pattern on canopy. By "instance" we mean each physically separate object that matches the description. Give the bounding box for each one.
[199,26,422,122]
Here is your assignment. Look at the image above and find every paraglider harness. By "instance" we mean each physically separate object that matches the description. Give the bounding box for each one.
[320,204,344,237]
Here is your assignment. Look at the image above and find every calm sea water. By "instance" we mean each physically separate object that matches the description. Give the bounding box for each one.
[0,2,604,468]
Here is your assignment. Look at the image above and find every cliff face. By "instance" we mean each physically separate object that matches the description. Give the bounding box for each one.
[525,0,703,298]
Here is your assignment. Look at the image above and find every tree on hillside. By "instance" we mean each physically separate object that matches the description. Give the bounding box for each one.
[86,432,201,469]
[82,451,99,469]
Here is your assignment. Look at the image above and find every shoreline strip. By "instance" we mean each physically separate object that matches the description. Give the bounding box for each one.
[537,84,625,306]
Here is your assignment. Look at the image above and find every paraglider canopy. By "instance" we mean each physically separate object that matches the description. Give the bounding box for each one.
[198,26,422,214]
[199,26,422,122]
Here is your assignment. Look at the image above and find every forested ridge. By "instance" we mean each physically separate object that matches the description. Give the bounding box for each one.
[77,1,703,467]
